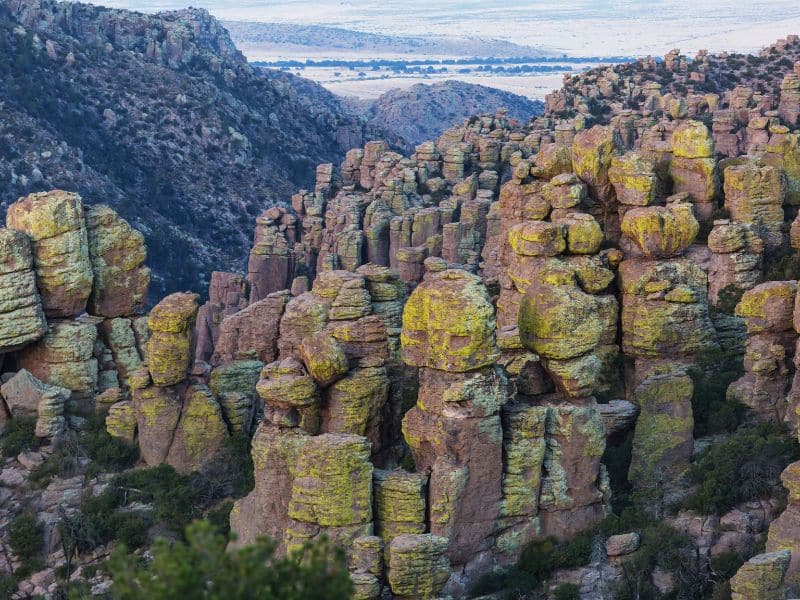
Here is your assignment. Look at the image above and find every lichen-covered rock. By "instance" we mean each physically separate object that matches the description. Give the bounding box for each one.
[730,550,791,600]
[401,269,499,372]
[100,318,144,391]
[0,368,69,438]
[620,202,699,258]
[723,162,786,250]
[619,258,717,358]
[166,384,229,474]
[230,427,373,554]
[105,400,137,443]
[507,221,566,257]
[766,462,800,582]
[85,204,150,318]
[387,534,451,599]
[257,358,319,410]
[299,332,349,387]
[374,469,427,543]
[671,119,715,159]
[17,320,99,409]
[553,213,603,255]
[606,532,641,557]
[6,190,93,317]
[628,370,694,492]
[499,401,548,519]
[707,220,763,306]
[735,281,796,334]
[133,383,183,465]
[571,125,622,237]
[208,359,263,434]
[609,151,659,209]
[598,400,640,438]
[537,399,607,540]
[322,366,388,448]
[146,292,198,386]
[212,291,289,366]
[519,274,602,361]
[0,229,46,351]
[195,271,249,364]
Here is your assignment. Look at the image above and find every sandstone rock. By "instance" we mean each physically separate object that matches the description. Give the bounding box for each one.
[671,119,715,158]
[85,204,150,317]
[195,271,249,364]
[105,400,137,443]
[208,359,262,434]
[507,221,566,257]
[553,213,603,255]
[387,534,451,600]
[609,151,659,209]
[7,190,93,317]
[735,281,796,334]
[401,269,499,372]
[0,229,46,351]
[620,202,699,258]
[0,369,69,438]
[211,290,289,366]
[597,399,640,438]
[146,292,198,386]
[166,384,229,474]
[374,469,427,543]
[133,382,183,465]
[100,318,144,391]
[17,320,99,410]
[730,550,791,600]
[606,532,640,557]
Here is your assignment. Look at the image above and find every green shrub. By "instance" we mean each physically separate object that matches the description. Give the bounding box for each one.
[554,582,581,600]
[81,414,139,473]
[109,520,353,600]
[9,512,44,561]
[715,284,744,316]
[1,417,40,457]
[28,439,80,488]
[192,433,253,502]
[681,424,800,515]
[206,500,233,537]
[762,250,800,282]
[689,346,746,437]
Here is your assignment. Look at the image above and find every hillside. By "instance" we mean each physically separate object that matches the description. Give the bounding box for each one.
[360,80,544,146]
[0,0,387,299]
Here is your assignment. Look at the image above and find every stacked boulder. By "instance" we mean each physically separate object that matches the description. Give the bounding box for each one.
[618,199,717,501]
[400,268,503,594]
[723,161,786,252]
[766,462,800,583]
[128,292,231,473]
[728,281,796,424]
[668,120,718,225]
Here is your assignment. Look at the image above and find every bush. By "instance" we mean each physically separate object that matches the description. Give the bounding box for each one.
[554,582,581,600]
[763,250,800,282]
[191,433,253,503]
[109,520,353,600]
[9,512,44,561]
[689,346,746,437]
[1,416,40,457]
[29,436,81,488]
[81,414,139,473]
[680,424,800,515]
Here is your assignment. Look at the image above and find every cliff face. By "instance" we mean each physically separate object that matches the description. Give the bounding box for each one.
[0,0,386,299]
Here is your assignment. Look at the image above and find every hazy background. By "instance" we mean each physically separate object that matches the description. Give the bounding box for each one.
[94,1,800,55]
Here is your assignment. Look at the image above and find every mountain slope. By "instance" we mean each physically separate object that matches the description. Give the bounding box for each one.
[0,0,386,299]
[361,81,544,146]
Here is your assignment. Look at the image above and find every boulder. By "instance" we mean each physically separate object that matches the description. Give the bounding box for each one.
[6,190,93,317]
[146,292,198,386]
[387,534,451,600]
[0,229,46,351]
[85,204,150,317]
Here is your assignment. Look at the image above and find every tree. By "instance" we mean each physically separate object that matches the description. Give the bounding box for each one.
[109,520,353,600]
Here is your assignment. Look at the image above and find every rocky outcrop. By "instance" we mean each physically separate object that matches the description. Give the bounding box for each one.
[730,550,791,600]
[0,229,47,352]
[146,292,198,387]
[669,120,718,224]
[85,204,150,318]
[729,281,796,423]
[766,462,800,582]
[723,162,786,251]
[0,369,69,438]
[6,190,93,318]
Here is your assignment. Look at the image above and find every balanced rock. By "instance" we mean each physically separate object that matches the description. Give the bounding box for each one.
[620,202,699,259]
[0,369,69,438]
[387,534,451,600]
[146,292,199,386]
